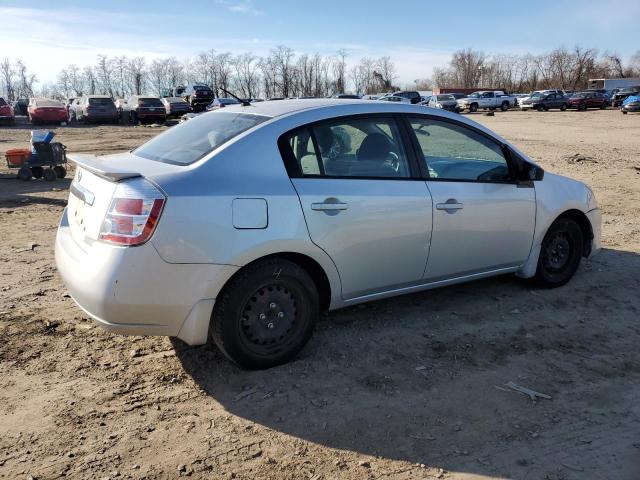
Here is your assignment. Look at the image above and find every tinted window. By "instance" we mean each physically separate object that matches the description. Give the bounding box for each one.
[0,98,6,106]
[134,112,269,165]
[138,98,163,107]
[88,97,114,106]
[285,117,411,178]
[409,117,510,182]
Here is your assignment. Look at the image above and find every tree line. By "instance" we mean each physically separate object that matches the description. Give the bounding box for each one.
[1,47,398,101]
[429,47,640,92]
[2,45,640,102]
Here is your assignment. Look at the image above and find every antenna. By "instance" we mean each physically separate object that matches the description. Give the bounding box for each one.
[220,88,250,107]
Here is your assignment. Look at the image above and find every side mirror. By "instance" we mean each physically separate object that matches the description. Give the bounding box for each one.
[507,146,544,181]
[524,162,544,181]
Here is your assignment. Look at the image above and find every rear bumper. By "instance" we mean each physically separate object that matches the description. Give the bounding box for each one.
[55,208,238,344]
[85,113,118,121]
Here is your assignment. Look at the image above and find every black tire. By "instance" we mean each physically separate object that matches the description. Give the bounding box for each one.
[537,105,545,112]
[31,166,44,179]
[600,102,607,110]
[535,217,583,288]
[622,110,628,114]
[54,165,67,178]
[43,168,57,182]
[469,103,478,113]
[560,103,567,111]
[211,258,319,369]
[579,104,587,111]
[17,166,32,181]
[501,101,509,111]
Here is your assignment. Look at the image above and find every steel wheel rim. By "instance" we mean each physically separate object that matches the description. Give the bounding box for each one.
[543,233,572,272]
[239,283,300,356]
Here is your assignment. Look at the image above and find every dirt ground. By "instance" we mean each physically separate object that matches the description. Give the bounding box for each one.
[1,110,639,480]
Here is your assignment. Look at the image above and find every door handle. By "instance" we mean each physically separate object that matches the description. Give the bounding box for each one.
[311,202,348,211]
[436,199,464,211]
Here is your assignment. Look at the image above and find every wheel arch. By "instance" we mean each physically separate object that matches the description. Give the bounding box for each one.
[222,251,335,312]
[555,209,593,257]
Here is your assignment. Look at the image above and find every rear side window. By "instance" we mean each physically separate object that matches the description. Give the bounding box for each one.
[408,117,510,182]
[134,111,268,165]
[283,117,411,179]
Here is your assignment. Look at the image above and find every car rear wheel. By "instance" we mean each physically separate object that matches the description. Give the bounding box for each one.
[469,103,478,113]
[210,258,319,369]
[537,105,545,112]
[600,102,607,110]
[501,101,509,111]
[622,110,628,114]
[535,217,583,288]
[560,103,567,111]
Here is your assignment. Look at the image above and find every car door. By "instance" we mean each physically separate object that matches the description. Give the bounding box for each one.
[405,115,536,281]
[282,115,433,300]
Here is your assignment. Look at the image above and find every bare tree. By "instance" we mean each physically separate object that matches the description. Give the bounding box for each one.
[127,57,146,95]
[0,57,15,100]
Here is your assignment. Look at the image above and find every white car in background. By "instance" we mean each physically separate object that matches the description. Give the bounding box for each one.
[56,99,601,369]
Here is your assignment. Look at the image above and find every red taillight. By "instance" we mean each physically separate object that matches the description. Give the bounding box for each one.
[99,178,165,246]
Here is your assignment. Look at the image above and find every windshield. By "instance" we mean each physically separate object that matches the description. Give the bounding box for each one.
[620,86,640,93]
[138,98,163,107]
[88,97,114,106]
[572,93,587,98]
[436,95,455,101]
[134,112,269,165]
[466,93,480,98]
[530,93,544,98]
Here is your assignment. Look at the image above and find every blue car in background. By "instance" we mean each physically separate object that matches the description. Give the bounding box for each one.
[621,95,640,114]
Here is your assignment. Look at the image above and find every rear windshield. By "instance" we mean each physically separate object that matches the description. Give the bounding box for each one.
[88,97,114,106]
[138,98,164,107]
[134,112,269,165]
[0,98,6,106]
[37,99,63,107]
[194,85,211,91]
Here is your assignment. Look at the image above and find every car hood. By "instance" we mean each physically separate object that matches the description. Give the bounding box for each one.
[623,95,640,105]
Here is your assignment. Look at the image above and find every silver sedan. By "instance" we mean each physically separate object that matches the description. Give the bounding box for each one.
[56,99,601,369]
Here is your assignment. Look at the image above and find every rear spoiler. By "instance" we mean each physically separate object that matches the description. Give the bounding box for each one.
[67,153,141,182]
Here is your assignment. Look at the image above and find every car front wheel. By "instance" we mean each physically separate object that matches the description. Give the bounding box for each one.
[210,258,319,369]
[560,103,567,111]
[535,217,583,288]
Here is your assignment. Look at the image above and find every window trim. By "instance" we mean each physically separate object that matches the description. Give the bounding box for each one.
[401,113,523,185]
[277,113,424,181]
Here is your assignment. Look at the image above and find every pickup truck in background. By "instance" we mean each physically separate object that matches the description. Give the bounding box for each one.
[456,90,516,112]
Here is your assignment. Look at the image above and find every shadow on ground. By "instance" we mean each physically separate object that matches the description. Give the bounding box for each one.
[176,248,640,478]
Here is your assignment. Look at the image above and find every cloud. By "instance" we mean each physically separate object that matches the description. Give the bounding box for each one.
[216,0,263,16]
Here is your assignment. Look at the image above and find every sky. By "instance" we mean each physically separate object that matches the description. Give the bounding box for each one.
[1,0,639,88]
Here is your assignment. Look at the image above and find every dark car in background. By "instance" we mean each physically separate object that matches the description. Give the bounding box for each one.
[567,91,608,111]
[127,95,167,124]
[72,95,119,123]
[391,90,422,104]
[612,86,640,107]
[161,97,192,117]
[332,93,361,99]
[520,92,570,111]
[12,98,28,116]
[0,97,15,124]
[174,84,214,112]
[28,98,68,124]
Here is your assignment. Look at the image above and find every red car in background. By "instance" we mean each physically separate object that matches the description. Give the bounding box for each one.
[0,97,15,124]
[28,98,68,124]
[567,91,608,111]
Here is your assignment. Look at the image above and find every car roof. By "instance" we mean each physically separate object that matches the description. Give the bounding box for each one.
[87,94,111,98]
[221,98,367,118]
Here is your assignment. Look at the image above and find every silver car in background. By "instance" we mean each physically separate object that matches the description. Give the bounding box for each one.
[56,99,601,369]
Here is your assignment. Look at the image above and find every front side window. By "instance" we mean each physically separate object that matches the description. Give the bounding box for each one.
[409,117,511,182]
[284,117,411,179]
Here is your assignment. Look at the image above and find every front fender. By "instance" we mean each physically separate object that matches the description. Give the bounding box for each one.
[517,172,599,278]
